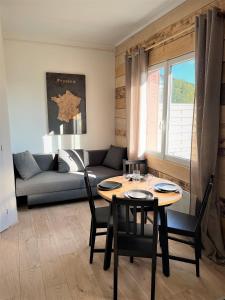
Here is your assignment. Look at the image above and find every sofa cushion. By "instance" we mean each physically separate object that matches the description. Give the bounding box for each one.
[16,171,85,196]
[16,167,122,197]
[33,154,55,171]
[86,149,108,166]
[58,149,86,173]
[102,145,127,170]
[13,151,42,180]
[86,166,123,185]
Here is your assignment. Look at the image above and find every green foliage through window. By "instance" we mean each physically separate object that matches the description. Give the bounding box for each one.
[172,79,195,104]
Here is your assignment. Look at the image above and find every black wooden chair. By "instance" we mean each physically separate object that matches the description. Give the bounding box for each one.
[84,169,111,264]
[159,175,214,277]
[123,159,148,175]
[112,195,159,300]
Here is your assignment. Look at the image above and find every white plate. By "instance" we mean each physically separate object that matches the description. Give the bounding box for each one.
[125,189,153,199]
[154,183,178,193]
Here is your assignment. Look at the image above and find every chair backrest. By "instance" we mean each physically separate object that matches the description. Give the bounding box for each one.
[113,195,158,247]
[195,175,214,231]
[84,169,96,222]
[123,159,148,175]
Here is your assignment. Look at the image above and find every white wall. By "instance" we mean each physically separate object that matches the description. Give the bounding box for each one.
[0,22,17,231]
[4,40,115,153]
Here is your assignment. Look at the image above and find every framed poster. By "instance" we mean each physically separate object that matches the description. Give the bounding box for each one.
[46,72,86,134]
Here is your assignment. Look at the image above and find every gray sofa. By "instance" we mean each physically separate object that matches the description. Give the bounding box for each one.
[14,149,124,206]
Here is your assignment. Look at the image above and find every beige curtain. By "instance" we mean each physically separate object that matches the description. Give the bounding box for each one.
[126,48,148,160]
[190,8,225,262]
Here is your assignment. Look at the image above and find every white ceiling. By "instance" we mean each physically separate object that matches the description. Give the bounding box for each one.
[0,0,185,50]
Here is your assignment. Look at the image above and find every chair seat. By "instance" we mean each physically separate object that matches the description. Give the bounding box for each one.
[164,209,198,236]
[95,206,111,227]
[118,224,154,258]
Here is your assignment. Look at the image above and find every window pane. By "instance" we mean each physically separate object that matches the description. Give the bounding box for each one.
[166,59,195,160]
[147,67,164,153]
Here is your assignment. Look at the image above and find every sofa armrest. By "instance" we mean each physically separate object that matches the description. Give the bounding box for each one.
[86,149,108,166]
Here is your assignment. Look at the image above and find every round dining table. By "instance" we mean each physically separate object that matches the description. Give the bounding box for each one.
[97,175,183,277]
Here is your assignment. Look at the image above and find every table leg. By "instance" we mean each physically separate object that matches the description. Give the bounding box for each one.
[159,206,170,277]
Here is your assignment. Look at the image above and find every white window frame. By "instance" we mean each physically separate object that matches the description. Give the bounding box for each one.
[147,61,167,159]
[147,52,195,166]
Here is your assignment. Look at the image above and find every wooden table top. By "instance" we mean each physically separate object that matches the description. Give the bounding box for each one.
[97,175,182,207]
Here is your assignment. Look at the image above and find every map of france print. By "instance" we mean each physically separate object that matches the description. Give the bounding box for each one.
[46,72,86,134]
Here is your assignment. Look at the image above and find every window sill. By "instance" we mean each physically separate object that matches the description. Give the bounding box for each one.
[145,153,190,184]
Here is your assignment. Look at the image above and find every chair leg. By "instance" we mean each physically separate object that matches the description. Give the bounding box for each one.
[90,226,96,264]
[89,221,93,247]
[104,226,113,270]
[151,256,157,300]
[194,238,200,277]
[144,211,148,224]
[130,256,134,263]
[158,228,163,248]
[198,229,202,259]
[114,253,119,300]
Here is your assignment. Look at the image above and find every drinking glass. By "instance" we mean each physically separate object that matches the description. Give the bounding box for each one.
[133,169,141,182]
[146,173,154,189]
[123,172,128,181]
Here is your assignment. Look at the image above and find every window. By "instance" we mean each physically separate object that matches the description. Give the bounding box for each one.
[147,66,164,153]
[147,53,195,164]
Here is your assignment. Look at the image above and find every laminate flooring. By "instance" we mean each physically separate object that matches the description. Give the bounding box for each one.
[0,200,225,300]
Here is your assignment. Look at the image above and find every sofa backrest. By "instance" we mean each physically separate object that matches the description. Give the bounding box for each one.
[27,150,108,171]
[13,147,127,178]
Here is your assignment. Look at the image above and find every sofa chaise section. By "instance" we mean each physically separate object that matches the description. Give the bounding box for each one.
[14,149,125,206]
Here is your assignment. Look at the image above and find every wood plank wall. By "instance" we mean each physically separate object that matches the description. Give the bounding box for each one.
[115,0,225,196]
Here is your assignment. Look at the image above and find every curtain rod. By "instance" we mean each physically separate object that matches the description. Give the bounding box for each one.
[145,10,225,52]
[144,25,194,52]
[127,9,225,56]
[126,24,195,57]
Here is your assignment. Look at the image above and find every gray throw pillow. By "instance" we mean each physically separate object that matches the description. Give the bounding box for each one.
[86,150,108,166]
[13,151,42,180]
[58,149,86,173]
[33,154,55,171]
[103,145,127,170]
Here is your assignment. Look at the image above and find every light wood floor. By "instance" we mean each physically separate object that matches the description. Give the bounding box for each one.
[0,199,225,300]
